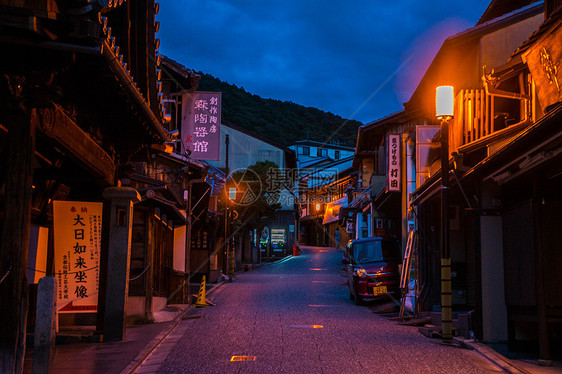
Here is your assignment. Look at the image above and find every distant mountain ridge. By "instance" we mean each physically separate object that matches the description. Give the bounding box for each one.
[195,72,362,147]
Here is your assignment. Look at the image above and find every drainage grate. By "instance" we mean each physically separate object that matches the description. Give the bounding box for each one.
[231,356,256,362]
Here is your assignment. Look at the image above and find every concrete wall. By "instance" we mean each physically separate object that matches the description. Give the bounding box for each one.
[127,296,167,321]
[415,125,440,189]
[480,14,543,72]
[207,125,285,172]
[289,145,354,163]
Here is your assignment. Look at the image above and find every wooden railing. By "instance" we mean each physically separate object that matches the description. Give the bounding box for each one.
[450,89,491,151]
[451,88,530,152]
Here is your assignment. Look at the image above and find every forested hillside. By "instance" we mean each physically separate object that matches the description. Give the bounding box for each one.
[196,72,362,147]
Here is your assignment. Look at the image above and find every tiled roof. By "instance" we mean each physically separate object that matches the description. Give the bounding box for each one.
[478,0,541,25]
[510,5,562,59]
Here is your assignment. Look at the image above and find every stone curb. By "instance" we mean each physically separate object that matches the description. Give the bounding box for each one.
[453,338,532,374]
[121,280,225,374]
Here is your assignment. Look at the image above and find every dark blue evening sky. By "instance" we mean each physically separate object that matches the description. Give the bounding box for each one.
[157,1,491,124]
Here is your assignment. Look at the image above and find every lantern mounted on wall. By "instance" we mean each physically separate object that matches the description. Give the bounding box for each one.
[436,85,454,120]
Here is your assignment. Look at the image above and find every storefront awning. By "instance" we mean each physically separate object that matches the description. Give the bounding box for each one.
[322,196,348,225]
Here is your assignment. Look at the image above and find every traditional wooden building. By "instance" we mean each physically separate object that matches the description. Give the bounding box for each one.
[407,0,561,361]
[350,111,412,246]
[299,156,353,246]
[0,0,177,370]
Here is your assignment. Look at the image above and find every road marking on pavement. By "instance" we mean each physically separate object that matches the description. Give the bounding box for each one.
[285,325,324,329]
[311,280,332,283]
[231,356,256,361]
[309,268,328,271]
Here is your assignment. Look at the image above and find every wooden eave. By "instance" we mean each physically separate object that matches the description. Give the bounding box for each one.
[32,106,115,184]
[136,193,186,226]
[161,55,200,92]
[511,5,562,59]
[99,39,169,143]
[405,3,544,119]
[462,102,562,184]
[0,2,169,166]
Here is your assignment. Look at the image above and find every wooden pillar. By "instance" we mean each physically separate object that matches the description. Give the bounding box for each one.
[102,187,140,341]
[0,110,35,374]
[144,212,154,320]
[533,182,550,363]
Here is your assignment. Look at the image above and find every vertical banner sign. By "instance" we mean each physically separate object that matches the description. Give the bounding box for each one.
[181,91,221,160]
[53,200,103,312]
[387,134,401,192]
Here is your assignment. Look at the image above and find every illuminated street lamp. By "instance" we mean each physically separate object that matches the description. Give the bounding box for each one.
[229,187,237,201]
[436,85,453,342]
[315,202,323,246]
[436,86,454,121]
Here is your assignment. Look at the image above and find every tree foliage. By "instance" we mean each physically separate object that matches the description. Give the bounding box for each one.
[229,161,281,232]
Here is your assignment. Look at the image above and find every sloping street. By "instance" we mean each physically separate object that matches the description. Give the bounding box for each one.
[136,246,502,374]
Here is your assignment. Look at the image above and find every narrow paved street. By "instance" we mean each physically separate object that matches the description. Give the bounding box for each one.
[140,246,502,374]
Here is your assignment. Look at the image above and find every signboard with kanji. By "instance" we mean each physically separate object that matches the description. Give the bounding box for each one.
[387,134,401,192]
[181,91,221,160]
[522,25,562,111]
[53,200,102,312]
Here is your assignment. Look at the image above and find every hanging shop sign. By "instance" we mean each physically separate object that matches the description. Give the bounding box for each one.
[181,91,221,160]
[387,134,401,192]
[522,25,562,110]
[53,200,102,313]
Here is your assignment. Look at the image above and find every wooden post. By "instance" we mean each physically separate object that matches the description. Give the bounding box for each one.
[145,212,154,319]
[102,187,140,341]
[0,110,35,374]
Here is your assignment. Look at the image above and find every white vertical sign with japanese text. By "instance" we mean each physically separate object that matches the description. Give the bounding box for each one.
[181,91,221,160]
[53,200,102,312]
[387,134,401,192]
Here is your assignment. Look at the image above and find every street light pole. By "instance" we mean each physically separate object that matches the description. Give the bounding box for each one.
[224,134,231,281]
[228,187,236,281]
[184,150,192,305]
[316,203,321,246]
[436,86,453,343]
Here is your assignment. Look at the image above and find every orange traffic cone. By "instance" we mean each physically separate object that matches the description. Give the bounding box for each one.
[194,275,214,307]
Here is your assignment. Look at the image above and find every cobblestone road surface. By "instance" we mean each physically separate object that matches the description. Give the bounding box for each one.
[138,246,503,373]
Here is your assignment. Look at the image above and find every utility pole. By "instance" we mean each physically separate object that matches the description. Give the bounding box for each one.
[184,150,192,305]
[225,134,233,281]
